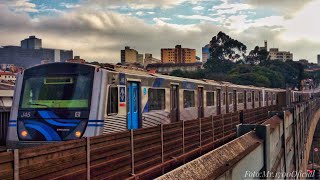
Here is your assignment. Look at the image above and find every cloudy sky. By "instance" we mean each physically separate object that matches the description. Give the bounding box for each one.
[0,0,319,63]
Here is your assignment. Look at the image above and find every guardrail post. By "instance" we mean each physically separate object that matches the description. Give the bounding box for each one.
[14,149,19,180]
[86,137,91,180]
[199,118,202,154]
[130,129,135,176]
[160,124,164,174]
[182,120,185,164]
[212,115,215,150]
[222,114,225,144]
[182,120,185,155]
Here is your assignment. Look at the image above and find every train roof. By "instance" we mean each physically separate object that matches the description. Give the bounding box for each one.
[28,62,286,92]
[92,62,287,92]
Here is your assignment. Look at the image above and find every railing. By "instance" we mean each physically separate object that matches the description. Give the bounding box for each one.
[0,110,10,147]
[156,98,320,179]
[0,105,280,179]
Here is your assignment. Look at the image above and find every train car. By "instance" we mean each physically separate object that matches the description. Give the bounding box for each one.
[7,63,99,148]
[6,62,291,148]
[7,63,215,147]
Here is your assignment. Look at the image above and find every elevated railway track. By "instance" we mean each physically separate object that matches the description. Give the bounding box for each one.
[0,105,279,179]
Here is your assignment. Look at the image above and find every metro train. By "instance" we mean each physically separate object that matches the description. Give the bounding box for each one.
[6,62,314,148]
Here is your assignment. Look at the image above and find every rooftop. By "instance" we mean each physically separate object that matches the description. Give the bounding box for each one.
[146,62,202,68]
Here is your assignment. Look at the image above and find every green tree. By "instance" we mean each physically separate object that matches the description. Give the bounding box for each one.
[246,46,270,65]
[204,31,247,74]
[229,65,285,88]
[205,59,235,74]
[208,31,247,62]
[261,60,304,89]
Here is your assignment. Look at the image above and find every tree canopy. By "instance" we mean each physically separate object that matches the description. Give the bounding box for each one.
[246,46,269,65]
[169,31,307,89]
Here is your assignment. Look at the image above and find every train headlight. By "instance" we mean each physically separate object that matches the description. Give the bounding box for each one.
[21,130,28,137]
[75,131,81,137]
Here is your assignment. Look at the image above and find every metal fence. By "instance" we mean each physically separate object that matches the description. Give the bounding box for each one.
[0,110,10,146]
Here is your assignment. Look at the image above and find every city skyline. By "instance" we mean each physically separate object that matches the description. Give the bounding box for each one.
[0,0,319,63]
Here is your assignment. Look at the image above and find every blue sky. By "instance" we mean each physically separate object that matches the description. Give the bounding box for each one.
[25,0,276,25]
[0,0,319,63]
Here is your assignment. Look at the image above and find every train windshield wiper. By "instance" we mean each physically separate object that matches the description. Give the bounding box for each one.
[28,102,50,108]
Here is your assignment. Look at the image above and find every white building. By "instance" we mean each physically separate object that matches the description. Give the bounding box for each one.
[0,72,16,83]
[269,48,293,62]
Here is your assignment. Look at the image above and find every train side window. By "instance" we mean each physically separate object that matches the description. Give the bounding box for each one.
[238,93,244,103]
[184,90,195,108]
[148,89,165,111]
[222,93,226,105]
[206,91,215,106]
[107,87,118,115]
[255,93,259,102]
[273,94,276,101]
[247,93,252,102]
[265,93,268,102]
[228,93,233,105]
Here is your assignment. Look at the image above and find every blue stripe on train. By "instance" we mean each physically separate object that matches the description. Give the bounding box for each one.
[88,124,103,127]
[24,120,61,141]
[88,120,104,122]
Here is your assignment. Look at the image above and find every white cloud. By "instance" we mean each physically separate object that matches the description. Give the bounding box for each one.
[60,2,80,9]
[147,12,155,14]
[85,0,204,10]
[280,0,320,42]
[1,0,38,12]
[1,0,320,63]
[210,0,253,15]
[156,17,172,21]
[136,11,145,16]
[192,6,204,11]
[245,0,312,16]
[178,14,224,22]
[153,17,201,32]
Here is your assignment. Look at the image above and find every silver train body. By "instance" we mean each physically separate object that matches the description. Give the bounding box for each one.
[6,63,308,148]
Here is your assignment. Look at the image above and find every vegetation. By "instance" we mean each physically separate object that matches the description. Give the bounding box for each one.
[170,31,309,89]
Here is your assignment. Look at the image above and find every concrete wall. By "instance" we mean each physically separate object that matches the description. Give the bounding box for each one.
[157,99,320,180]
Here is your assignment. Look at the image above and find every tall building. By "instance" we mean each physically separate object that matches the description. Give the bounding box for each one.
[0,36,73,68]
[317,55,320,65]
[121,46,138,65]
[161,45,196,64]
[202,44,210,64]
[269,48,293,62]
[21,36,42,49]
[138,54,144,64]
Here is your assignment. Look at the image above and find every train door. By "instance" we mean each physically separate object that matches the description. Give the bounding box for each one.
[233,90,237,112]
[244,90,247,109]
[217,89,221,115]
[198,87,204,118]
[170,85,179,122]
[127,82,140,130]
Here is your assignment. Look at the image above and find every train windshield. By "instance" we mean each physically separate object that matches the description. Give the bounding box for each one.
[19,64,94,109]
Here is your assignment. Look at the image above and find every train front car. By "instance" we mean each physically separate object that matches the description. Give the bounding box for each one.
[7,63,96,148]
